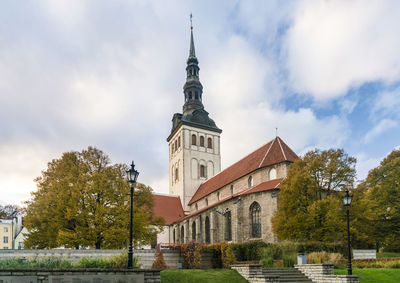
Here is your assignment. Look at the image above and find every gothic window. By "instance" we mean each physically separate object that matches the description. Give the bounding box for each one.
[205,198,208,206]
[205,216,210,243]
[225,210,232,241]
[230,185,234,195]
[250,202,261,238]
[248,176,253,188]
[200,136,205,147]
[181,226,184,243]
[192,221,196,241]
[207,137,212,148]
[175,167,178,182]
[192,134,196,145]
[200,165,205,178]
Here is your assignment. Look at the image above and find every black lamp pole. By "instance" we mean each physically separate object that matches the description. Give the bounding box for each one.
[343,188,353,276]
[126,161,139,269]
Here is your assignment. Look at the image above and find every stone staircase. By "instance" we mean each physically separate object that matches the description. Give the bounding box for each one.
[263,268,313,282]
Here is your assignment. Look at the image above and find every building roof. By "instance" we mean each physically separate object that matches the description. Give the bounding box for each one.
[175,178,282,222]
[188,137,298,205]
[152,193,185,225]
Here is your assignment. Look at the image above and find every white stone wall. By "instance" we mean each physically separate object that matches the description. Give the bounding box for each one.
[169,125,221,210]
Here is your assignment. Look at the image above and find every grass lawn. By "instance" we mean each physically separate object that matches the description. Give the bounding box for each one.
[335,268,400,283]
[161,269,247,283]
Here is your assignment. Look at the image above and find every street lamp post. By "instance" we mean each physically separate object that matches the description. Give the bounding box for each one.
[342,188,353,276]
[126,161,139,269]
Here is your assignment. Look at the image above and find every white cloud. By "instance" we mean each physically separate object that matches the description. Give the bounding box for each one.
[285,0,400,100]
[355,153,381,182]
[363,119,398,143]
[372,86,400,119]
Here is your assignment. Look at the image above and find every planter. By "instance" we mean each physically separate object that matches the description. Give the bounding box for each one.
[297,253,307,265]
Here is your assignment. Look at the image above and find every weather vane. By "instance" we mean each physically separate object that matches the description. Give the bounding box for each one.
[190,13,193,30]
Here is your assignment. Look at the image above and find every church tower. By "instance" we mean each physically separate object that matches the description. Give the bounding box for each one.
[167,25,222,210]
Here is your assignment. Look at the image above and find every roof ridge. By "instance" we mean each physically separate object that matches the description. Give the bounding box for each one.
[258,137,276,168]
[277,137,287,160]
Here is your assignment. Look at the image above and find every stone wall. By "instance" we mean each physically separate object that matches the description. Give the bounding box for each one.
[0,249,212,270]
[230,264,279,283]
[0,268,160,283]
[295,264,359,283]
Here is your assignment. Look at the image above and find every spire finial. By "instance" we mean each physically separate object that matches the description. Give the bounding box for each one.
[275,127,278,137]
[190,13,193,30]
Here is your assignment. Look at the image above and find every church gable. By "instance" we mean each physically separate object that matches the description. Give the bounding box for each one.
[188,137,298,206]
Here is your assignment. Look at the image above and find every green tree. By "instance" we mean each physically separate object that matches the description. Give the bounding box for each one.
[24,147,164,249]
[355,149,400,251]
[271,149,356,242]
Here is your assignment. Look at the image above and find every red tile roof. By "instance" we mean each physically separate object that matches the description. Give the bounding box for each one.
[175,178,283,222]
[188,137,298,205]
[153,194,185,225]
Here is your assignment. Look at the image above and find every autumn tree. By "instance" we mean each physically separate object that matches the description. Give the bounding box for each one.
[272,149,356,242]
[24,147,164,249]
[354,149,400,251]
[0,204,21,219]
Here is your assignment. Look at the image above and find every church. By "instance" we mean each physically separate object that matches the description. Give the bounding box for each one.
[153,26,298,245]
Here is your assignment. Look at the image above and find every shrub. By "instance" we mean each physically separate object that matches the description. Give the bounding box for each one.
[75,257,109,268]
[221,243,236,268]
[152,247,167,270]
[261,257,274,268]
[230,241,268,261]
[283,254,296,267]
[262,245,283,260]
[182,242,202,269]
[307,252,344,265]
[202,244,222,268]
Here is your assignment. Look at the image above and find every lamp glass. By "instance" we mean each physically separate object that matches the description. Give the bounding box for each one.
[342,192,352,206]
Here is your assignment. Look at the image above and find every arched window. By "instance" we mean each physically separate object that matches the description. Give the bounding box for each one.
[200,165,206,178]
[225,210,232,241]
[205,198,208,206]
[200,136,205,147]
[189,92,192,99]
[175,167,179,182]
[230,185,234,195]
[248,176,253,188]
[269,168,277,180]
[192,134,196,145]
[174,140,177,152]
[181,226,184,243]
[217,192,220,201]
[173,229,176,243]
[178,136,181,148]
[195,203,198,211]
[250,202,261,238]
[207,137,212,148]
[205,217,210,243]
[192,221,196,241]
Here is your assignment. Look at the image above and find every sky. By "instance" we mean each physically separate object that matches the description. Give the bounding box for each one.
[1,0,400,206]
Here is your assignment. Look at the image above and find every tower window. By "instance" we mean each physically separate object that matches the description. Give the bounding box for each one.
[172,144,175,153]
[207,137,212,148]
[195,92,199,99]
[200,136,205,147]
[189,92,192,99]
[175,167,179,182]
[192,134,196,145]
[174,140,178,152]
[178,136,181,148]
[200,165,205,178]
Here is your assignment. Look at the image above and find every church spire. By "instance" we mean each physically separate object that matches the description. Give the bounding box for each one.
[183,16,203,113]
